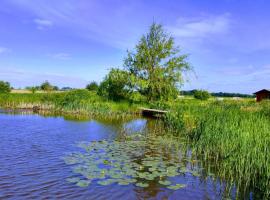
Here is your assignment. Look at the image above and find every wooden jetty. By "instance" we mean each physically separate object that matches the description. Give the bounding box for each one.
[140,107,168,118]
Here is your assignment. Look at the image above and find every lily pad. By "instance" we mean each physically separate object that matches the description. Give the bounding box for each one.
[76,180,91,187]
[136,182,149,188]
[159,180,171,185]
[66,177,80,183]
[167,184,186,190]
[97,180,114,186]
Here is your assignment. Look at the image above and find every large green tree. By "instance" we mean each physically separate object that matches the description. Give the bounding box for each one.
[124,23,191,101]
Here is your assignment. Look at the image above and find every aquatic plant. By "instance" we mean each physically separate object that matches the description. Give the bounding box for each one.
[165,100,270,198]
[63,134,200,190]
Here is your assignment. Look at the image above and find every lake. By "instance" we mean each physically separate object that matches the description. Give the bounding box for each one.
[0,110,248,199]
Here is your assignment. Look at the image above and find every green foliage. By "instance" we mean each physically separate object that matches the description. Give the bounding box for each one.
[26,86,39,94]
[166,101,270,197]
[124,22,191,101]
[98,69,130,101]
[40,81,54,91]
[59,89,93,108]
[0,81,11,93]
[193,90,211,100]
[86,81,99,91]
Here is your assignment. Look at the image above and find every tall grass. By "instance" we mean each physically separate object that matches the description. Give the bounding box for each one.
[165,100,270,198]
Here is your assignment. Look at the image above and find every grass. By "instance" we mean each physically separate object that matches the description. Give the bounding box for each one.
[165,99,270,198]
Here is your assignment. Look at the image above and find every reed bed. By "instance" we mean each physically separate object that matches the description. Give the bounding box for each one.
[165,100,270,198]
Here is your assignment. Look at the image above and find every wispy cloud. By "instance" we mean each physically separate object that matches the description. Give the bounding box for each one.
[6,0,144,49]
[168,13,231,38]
[51,53,71,60]
[33,18,53,30]
[0,47,11,54]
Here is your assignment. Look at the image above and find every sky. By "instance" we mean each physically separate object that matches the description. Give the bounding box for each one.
[0,0,270,94]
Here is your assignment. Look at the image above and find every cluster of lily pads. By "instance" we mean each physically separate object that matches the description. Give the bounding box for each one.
[64,135,201,190]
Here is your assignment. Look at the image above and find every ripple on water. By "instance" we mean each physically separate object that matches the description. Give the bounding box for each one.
[0,112,237,200]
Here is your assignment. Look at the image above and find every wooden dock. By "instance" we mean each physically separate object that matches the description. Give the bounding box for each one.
[140,107,168,118]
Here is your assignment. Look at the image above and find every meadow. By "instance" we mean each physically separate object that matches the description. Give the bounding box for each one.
[0,90,269,198]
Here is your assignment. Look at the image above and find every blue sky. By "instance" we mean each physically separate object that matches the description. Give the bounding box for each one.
[0,0,269,94]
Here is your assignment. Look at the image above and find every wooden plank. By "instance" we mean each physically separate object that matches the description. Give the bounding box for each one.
[140,108,168,117]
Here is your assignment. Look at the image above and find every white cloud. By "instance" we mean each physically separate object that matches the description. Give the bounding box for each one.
[168,13,230,38]
[51,53,71,60]
[0,47,11,54]
[33,18,53,30]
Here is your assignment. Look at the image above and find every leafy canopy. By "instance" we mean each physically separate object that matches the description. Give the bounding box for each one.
[124,22,191,101]
[0,81,11,93]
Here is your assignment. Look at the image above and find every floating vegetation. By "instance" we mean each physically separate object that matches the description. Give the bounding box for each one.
[76,180,91,187]
[136,182,149,188]
[64,134,202,190]
[167,184,186,190]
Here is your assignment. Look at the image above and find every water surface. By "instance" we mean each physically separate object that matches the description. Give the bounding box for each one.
[0,111,236,199]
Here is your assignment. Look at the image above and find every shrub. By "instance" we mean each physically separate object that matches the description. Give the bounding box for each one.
[86,81,99,91]
[97,69,129,101]
[0,81,11,93]
[194,90,211,100]
[40,81,54,91]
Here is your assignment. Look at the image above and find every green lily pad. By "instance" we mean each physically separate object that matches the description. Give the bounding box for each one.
[167,184,186,190]
[66,177,80,183]
[118,180,130,185]
[76,180,91,187]
[136,182,149,188]
[159,180,171,185]
[97,180,114,186]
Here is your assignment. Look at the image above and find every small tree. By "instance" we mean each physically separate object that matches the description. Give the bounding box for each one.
[124,22,191,101]
[194,90,211,100]
[86,81,99,91]
[40,81,53,92]
[0,81,11,93]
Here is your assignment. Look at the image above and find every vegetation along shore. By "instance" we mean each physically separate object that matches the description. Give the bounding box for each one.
[0,23,269,198]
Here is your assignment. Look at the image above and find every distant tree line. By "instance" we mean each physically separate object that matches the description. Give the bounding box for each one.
[181,90,254,98]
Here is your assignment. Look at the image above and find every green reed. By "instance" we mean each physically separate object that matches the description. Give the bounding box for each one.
[165,100,270,198]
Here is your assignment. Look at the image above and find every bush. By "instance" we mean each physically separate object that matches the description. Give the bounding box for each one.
[0,81,11,93]
[40,81,54,91]
[86,81,99,91]
[97,69,129,101]
[194,90,211,100]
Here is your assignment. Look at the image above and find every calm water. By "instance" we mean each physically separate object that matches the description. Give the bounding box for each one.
[0,110,237,200]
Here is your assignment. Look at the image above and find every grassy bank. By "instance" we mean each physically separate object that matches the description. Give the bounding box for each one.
[0,90,144,118]
[0,91,269,197]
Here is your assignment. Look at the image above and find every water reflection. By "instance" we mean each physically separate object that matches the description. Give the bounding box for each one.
[0,110,256,199]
